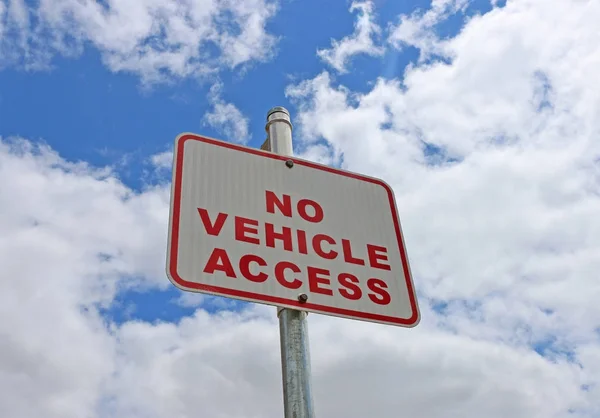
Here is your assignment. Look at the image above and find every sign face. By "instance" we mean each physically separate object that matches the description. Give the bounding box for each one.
[167,133,420,327]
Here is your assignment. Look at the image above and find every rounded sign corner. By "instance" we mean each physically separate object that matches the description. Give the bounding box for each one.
[165,262,187,293]
[372,177,397,199]
[175,132,199,146]
[404,306,421,328]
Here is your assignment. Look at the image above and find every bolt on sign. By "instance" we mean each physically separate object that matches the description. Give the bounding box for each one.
[167,133,420,327]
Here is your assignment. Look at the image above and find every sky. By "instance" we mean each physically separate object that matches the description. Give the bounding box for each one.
[0,0,599,417]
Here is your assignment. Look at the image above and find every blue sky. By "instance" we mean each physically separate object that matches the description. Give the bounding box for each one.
[1,1,599,417]
[0,0,473,325]
[0,0,478,167]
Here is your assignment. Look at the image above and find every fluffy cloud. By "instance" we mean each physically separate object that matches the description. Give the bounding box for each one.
[287,0,600,413]
[203,81,251,143]
[0,137,170,418]
[102,308,588,418]
[149,150,173,170]
[388,0,469,59]
[317,1,384,73]
[0,123,595,418]
[0,0,278,83]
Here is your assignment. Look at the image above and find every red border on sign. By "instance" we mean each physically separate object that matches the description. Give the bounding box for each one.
[167,133,420,327]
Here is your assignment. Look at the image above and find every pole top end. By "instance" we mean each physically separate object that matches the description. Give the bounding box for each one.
[267,106,290,119]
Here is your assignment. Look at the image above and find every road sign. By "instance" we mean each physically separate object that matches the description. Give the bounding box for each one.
[167,133,420,327]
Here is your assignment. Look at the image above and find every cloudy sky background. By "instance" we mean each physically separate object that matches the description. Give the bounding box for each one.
[1,0,599,417]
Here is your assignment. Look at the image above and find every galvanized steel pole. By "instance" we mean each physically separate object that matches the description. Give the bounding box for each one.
[266,106,316,418]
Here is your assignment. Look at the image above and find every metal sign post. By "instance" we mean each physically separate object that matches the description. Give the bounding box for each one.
[166,105,420,418]
[265,107,316,418]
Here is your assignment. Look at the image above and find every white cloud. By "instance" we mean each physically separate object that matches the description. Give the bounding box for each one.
[102,308,589,418]
[150,150,173,170]
[286,0,600,413]
[0,0,279,83]
[203,82,250,143]
[0,126,596,417]
[0,137,170,418]
[317,1,384,73]
[388,0,469,60]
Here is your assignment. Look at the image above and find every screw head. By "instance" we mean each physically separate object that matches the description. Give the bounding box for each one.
[298,293,308,303]
[285,159,294,168]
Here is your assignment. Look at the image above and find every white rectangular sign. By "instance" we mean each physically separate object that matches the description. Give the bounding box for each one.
[167,133,420,327]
